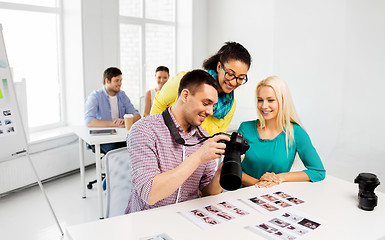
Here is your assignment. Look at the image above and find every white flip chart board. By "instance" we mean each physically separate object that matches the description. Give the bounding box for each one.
[0,24,28,161]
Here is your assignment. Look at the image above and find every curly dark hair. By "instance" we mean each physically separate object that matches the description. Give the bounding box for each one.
[202,41,251,71]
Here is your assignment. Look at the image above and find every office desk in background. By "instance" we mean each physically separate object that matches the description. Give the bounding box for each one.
[72,126,128,219]
[64,175,385,240]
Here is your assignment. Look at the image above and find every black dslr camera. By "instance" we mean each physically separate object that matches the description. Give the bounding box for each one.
[215,132,250,191]
[354,173,380,211]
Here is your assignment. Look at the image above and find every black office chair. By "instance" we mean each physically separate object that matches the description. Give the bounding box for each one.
[86,142,126,190]
[87,174,106,189]
[86,143,106,190]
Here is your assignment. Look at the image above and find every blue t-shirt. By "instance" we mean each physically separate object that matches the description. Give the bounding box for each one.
[238,120,325,182]
[84,87,139,125]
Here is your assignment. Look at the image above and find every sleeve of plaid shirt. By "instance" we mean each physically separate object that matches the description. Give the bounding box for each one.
[199,158,217,192]
[127,120,161,204]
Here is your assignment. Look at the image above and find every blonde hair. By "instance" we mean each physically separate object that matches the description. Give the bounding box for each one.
[256,76,302,154]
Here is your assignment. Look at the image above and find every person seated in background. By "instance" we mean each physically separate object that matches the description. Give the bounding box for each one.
[125,69,231,214]
[150,42,252,136]
[238,76,325,188]
[84,67,141,153]
[143,66,170,117]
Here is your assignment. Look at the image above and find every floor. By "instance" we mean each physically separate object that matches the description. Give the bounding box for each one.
[0,166,101,240]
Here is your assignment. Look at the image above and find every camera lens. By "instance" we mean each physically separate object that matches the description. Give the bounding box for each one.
[354,172,380,211]
[358,192,378,211]
[219,132,250,191]
[220,151,242,190]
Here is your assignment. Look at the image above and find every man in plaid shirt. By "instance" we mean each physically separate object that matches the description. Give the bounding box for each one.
[125,70,230,214]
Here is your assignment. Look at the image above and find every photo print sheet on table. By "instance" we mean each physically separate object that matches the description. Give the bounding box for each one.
[247,209,326,240]
[179,200,251,230]
[240,191,306,214]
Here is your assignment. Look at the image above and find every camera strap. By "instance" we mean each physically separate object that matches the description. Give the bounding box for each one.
[162,107,209,147]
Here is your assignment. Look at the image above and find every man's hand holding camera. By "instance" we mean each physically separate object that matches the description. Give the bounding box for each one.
[192,134,230,164]
[148,134,229,204]
[194,134,230,197]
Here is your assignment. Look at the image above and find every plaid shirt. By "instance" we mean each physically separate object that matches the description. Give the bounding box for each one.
[125,109,216,214]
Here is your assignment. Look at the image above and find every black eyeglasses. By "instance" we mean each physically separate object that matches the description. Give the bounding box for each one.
[220,63,248,85]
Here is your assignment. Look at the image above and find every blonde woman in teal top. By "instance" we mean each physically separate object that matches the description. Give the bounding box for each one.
[238,76,325,188]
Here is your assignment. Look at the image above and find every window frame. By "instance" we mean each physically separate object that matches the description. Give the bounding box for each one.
[119,0,177,105]
[0,1,65,134]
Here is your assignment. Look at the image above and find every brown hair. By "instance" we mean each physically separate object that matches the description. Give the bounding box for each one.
[178,70,219,96]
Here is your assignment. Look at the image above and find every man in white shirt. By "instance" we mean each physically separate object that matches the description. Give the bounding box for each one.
[84,67,141,153]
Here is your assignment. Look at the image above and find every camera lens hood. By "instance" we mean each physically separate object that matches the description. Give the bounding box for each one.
[354,173,380,186]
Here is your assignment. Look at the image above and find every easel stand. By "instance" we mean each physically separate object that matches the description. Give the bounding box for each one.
[0,23,64,237]
[25,151,64,236]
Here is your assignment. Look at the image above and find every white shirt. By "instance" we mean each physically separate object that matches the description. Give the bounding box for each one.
[109,95,119,120]
[150,88,157,106]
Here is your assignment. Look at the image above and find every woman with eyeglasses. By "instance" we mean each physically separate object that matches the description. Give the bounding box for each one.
[150,41,251,136]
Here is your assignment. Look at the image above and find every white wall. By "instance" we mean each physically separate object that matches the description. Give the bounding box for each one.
[82,0,120,98]
[207,0,275,129]
[191,0,208,69]
[176,0,208,72]
[205,0,385,192]
[63,0,85,126]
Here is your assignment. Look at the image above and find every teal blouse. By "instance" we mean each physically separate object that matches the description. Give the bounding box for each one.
[238,120,325,182]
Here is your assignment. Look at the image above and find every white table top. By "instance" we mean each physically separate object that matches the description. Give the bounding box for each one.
[71,126,128,145]
[64,175,385,240]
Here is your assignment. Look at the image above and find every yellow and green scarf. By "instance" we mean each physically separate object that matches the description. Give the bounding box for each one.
[207,69,234,120]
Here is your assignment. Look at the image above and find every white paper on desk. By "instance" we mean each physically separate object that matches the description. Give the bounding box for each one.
[247,209,326,240]
[240,190,306,214]
[179,200,251,230]
[139,233,174,240]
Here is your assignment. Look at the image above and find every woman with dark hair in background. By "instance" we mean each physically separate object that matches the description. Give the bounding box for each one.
[150,41,252,136]
[143,66,170,117]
